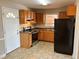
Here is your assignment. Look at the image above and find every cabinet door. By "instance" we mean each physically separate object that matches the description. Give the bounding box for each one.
[43,29,54,42]
[20,32,29,48]
[38,29,44,40]
[19,10,28,24]
[36,13,44,24]
[28,33,32,47]
[30,11,36,21]
[43,30,48,41]
[43,29,50,41]
[32,12,36,22]
[31,11,34,19]
[27,10,31,18]
[19,10,24,24]
[67,4,76,16]
[47,31,54,42]
[58,11,69,19]
[20,32,32,48]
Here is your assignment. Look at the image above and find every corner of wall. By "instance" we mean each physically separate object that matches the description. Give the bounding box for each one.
[0,53,6,59]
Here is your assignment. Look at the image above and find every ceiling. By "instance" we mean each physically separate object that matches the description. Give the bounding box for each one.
[5,0,75,9]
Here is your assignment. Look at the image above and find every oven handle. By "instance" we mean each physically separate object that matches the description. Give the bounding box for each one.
[32,31,38,34]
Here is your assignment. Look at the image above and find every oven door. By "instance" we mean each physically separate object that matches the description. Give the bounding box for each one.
[32,32,38,43]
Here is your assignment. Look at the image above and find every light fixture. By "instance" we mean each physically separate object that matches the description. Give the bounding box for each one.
[6,12,15,18]
[42,3,48,6]
[37,0,50,6]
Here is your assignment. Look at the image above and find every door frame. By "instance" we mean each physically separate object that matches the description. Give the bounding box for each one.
[73,1,79,59]
[2,7,20,54]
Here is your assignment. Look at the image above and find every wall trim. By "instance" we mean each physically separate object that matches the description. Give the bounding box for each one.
[0,38,6,59]
[0,53,6,59]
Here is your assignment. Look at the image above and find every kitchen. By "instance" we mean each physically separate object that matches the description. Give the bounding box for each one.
[19,3,76,58]
[0,0,79,59]
[19,10,56,48]
[19,4,76,46]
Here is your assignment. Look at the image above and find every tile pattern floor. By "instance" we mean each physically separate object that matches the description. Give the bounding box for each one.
[4,41,72,59]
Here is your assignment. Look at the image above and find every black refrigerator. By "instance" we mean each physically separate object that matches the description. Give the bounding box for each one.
[54,18,75,55]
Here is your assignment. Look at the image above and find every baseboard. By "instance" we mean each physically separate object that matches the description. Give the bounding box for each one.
[0,38,6,59]
[0,54,6,59]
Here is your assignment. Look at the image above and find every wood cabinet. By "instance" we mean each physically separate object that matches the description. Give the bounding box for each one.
[58,4,76,19]
[31,12,36,22]
[43,29,54,42]
[38,29,44,41]
[67,4,76,16]
[27,11,36,21]
[58,11,69,19]
[20,32,32,48]
[38,29,54,42]
[19,10,28,24]
[19,10,36,24]
[36,13,44,24]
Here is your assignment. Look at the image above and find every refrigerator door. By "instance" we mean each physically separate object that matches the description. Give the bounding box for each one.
[54,18,75,55]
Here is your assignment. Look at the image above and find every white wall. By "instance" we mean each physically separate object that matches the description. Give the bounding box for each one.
[0,7,4,38]
[0,0,29,10]
[44,7,67,14]
[32,6,67,14]
[73,0,79,59]
[0,1,29,58]
[0,6,6,59]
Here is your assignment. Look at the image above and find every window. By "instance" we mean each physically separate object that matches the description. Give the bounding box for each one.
[45,14,58,27]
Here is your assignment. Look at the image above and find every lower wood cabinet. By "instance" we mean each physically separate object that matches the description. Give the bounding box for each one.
[38,29,44,41]
[38,29,54,42]
[44,30,54,42]
[20,32,32,48]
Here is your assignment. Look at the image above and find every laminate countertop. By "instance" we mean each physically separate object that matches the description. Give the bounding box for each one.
[20,24,54,33]
[34,25,54,31]
[34,25,54,29]
[20,29,39,34]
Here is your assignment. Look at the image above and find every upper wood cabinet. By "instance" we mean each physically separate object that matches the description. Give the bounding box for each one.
[58,11,68,19]
[31,12,36,22]
[58,4,76,19]
[19,10,36,24]
[19,10,28,24]
[36,13,44,24]
[67,4,76,16]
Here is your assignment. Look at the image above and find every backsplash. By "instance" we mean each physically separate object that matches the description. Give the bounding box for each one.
[20,23,35,31]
